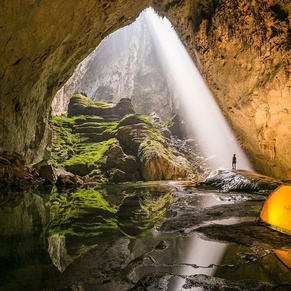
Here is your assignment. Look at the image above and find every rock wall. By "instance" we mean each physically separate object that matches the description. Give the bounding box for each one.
[153,0,291,179]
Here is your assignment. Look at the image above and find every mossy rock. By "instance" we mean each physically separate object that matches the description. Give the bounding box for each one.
[83,105,116,116]
[78,132,115,143]
[74,116,104,125]
[67,94,94,117]
[65,163,96,176]
[118,114,150,127]
[100,141,138,175]
[51,95,193,183]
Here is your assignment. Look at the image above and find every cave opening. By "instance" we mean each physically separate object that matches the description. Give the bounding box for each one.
[51,7,252,184]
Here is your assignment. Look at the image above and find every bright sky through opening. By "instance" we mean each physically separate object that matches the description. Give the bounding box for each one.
[145,8,252,170]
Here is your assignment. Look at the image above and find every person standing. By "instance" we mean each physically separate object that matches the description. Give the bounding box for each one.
[232,154,236,170]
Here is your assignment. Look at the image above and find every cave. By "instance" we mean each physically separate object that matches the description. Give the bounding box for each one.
[1,0,291,180]
[1,1,291,290]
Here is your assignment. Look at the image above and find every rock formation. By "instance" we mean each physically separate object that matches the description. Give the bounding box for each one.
[0,152,42,191]
[51,94,195,182]
[1,0,291,179]
[197,169,282,192]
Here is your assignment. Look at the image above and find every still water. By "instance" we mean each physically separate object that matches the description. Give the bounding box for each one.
[1,182,291,290]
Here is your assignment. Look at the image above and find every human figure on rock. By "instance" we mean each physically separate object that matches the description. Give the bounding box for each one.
[232,154,236,170]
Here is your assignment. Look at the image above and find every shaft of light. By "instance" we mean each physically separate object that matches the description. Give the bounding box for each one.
[145,8,252,170]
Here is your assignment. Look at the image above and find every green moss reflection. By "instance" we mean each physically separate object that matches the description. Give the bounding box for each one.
[49,187,118,237]
[49,185,174,239]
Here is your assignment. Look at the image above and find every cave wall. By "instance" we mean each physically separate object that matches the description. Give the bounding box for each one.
[153,0,291,179]
[1,0,291,179]
[0,0,151,163]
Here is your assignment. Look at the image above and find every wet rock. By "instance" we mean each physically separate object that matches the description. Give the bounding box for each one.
[197,169,282,192]
[33,161,57,185]
[48,234,73,272]
[0,152,42,191]
[55,168,83,188]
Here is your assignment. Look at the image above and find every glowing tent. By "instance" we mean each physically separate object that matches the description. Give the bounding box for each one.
[260,183,291,235]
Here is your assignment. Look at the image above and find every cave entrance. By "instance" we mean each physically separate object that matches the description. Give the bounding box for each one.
[50,7,252,183]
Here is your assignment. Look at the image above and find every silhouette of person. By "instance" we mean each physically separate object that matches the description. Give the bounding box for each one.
[232,154,236,170]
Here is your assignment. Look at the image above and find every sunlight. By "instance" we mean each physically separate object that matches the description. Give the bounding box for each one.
[145,8,252,170]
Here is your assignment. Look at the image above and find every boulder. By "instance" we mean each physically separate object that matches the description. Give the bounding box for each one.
[65,163,96,177]
[197,169,282,192]
[67,94,89,117]
[139,143,189,181]
[100,142,139,179]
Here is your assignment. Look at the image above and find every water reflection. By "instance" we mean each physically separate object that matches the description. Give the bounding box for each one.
[274,248,291,269]
[0,184,291,290]
[47,185,175,272]
[0,190,51,291]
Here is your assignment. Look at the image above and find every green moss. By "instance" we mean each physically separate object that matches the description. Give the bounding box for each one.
[71,93,113,109]
[75,121,118,133]
[89,101,111,108]
[71,93,95,106]
[163,114,176,127]
[49,187,118,236]
[139,192,174,229]
[50,116,80,166]
[50,110,118,175]
[74,116,104,125]
[63,138,116,167]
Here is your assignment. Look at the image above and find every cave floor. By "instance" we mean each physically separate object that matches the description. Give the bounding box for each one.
[1,182,291,290]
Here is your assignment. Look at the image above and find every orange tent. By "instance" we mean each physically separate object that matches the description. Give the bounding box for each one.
[259,183,291,235]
